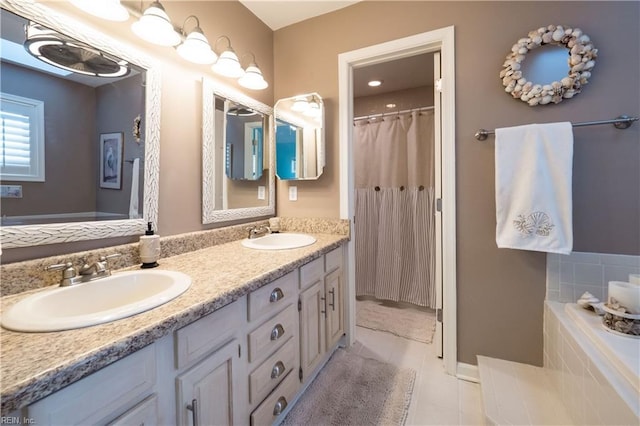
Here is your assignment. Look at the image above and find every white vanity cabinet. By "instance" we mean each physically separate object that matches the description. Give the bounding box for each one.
[25,344,159,425]
[299,247,345,383]
[173,298,248,426]
[15,243,346,426]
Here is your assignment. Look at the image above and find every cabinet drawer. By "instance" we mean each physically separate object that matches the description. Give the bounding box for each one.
[325,247,342,273]
[27,345,156,425]
[300,256,324,290]
[250,370,300,426]
[248,271,297,323]
[248,304,297,363]
[249,336,298,406]
[175,298,244,369]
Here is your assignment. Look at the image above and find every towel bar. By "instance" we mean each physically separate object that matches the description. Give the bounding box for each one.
[474,115,639,141]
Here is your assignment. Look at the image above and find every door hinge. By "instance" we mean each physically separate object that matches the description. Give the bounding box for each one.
[298,298,302,312]
[436,308,443,323]
[435,78,443,93]
[436,198,442,212]
[238,344,242,358]
[299,367,303,381]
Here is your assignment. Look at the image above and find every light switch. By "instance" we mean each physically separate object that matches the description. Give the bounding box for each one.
[257,186,265,200]
[289,186,298,201]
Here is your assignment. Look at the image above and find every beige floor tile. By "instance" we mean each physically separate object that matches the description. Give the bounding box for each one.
[354,325,485,426]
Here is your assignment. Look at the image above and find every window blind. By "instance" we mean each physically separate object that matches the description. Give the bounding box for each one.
[0,93,45,181]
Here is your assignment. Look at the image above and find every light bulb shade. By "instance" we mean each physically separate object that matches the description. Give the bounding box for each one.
[69,0,130,22]
[291,98,309,112]
[177,29,217,64]
[131,2,181,47]
[212,49,243,78]
[238,64,268,90]
[303,100,321,117]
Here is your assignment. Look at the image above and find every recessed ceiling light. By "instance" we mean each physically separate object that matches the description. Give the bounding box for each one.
[368,80,382,87]
[386,103,396,109]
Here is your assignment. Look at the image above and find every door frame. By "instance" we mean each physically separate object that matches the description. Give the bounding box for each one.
[338,26,457,375]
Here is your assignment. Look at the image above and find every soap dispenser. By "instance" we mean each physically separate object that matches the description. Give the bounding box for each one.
[140,222,160,268]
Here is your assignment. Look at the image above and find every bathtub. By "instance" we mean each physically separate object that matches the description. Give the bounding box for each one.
[544,301,639,425]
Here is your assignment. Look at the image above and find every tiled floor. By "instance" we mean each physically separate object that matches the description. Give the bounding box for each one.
[352,326,485,425]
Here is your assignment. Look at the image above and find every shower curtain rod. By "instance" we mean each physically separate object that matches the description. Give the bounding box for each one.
[353,105,435,122]
[474,115,639,141]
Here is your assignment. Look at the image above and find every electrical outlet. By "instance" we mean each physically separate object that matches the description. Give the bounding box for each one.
[289,186,298,201]
[1,185,22,198]
[257,186,265,200]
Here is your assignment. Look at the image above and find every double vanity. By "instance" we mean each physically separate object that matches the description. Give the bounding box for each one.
[0,228,349,424]
[0,1,341,424]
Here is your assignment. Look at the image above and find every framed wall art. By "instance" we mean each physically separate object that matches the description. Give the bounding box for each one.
[99,132,123,189]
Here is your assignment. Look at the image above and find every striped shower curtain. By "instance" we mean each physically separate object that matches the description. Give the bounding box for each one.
[354,110,436,308]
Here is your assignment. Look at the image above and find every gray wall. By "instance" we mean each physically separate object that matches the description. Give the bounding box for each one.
[273,1,640,365]
[1,62,97,215]
[95,73,145,215]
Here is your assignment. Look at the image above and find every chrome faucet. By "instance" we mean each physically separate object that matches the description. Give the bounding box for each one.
[79,254,121,278]
[247,225,271,239]
[45,253,120,287]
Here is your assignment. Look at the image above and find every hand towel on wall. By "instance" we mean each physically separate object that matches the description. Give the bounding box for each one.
[495,122,573,254]
[129,157,140,219]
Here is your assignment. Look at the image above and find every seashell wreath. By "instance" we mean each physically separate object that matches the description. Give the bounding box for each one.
[500,25,597,106]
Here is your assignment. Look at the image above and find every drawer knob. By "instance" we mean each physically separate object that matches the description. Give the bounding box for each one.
[270,323,285,341]
[273,396,288,416]
[271,361,285,379]
[270,287,284,303]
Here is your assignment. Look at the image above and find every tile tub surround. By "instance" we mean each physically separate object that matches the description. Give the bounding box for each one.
[0,217,350,296]
[546,252,640,303]
[0,231,348,415]
[544,301,639,425]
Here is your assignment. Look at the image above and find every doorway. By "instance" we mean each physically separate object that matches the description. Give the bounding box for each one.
[338,27,457,375]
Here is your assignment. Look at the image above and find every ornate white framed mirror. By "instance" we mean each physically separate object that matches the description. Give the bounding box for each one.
[202,77,274,224]
[0,0,160,249]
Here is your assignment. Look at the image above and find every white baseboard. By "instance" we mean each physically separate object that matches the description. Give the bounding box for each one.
[456,362,480,383]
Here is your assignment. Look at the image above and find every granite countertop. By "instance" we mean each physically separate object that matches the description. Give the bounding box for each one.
[0,233,348,414]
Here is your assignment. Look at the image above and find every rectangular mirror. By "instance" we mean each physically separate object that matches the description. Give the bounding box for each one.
[202,77,274,223]
[0,0,160,248]
[274,93,325,180]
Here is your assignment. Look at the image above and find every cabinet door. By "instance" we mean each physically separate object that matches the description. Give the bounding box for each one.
[176,339,243,426]
[325,268,344,350]
[299,280,326,381]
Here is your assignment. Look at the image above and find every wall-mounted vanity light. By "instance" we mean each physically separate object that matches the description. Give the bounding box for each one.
[291,97,310,112]
[24,22,130,77]
[238,52,268,90]
[131,1,181,47]
[69,0,130,22]
[67,0,269,89]
[176,15,217,64]
[212,35,243,78]
[303,96,321,117]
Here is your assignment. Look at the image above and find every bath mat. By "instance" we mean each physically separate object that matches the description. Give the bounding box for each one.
[281,348,416,426]
[356,299,436,343]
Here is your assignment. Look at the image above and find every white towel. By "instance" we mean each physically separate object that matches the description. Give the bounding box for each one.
[495,122,573,254]
[129,158,140,219]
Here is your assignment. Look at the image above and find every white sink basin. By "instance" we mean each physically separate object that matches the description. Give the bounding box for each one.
[241,233,316,250]
[1,270,191,332]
